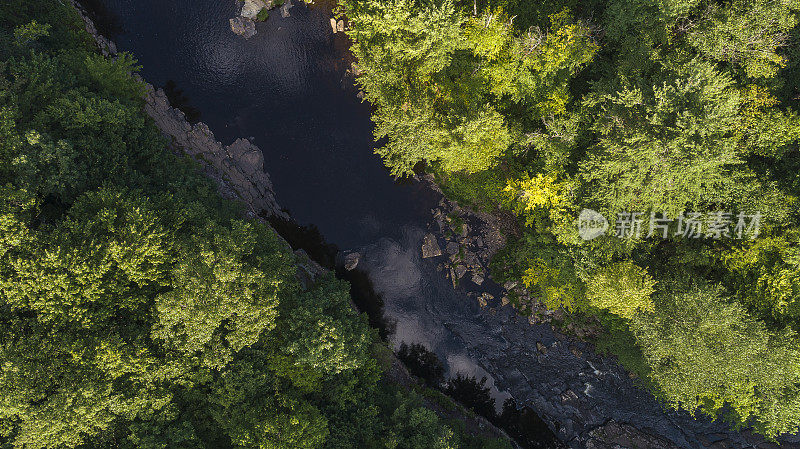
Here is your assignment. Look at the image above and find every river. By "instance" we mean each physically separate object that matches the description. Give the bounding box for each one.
[82,1,785,448]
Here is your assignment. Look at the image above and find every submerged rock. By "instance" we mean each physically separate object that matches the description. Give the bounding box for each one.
[446,241,459,256]
[477,292,493,308]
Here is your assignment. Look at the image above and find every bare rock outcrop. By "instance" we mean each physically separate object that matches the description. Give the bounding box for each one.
[229,16,257,39]
[68,0,117,55]
[70,1,284,220]
[230,0,287,38]
[230,0,267,38]
[143,85,287,220]
[584,421,679,449]
[421,233,442,258]
[241,0,270,18]
[70,0,287,228]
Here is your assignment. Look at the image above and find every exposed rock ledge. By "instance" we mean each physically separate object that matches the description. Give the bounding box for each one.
[69,0,286,222]
[230,0,294,38]
[142,85,287,220]
[415,172,800,449]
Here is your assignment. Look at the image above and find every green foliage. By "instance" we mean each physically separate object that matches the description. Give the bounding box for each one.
[0,2,514,448]
[582,58,745,216]
[434,167,509,211]
[341,0,597,175]
[723,229,800,328]
[382,392,459,449]
[272,276,374,378]
[632,286,800,438]
[348,0,800,438]
[586,261,656,319]
[686,0,800,79]
[520,244,584,311]
[152,219,293,369]
[13,20,50,47]
[256,8,270,21]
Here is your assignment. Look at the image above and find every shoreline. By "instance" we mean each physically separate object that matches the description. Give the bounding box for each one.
[67,1,800,448]
[67,1,520,446]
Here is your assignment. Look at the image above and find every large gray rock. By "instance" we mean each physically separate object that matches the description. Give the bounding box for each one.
[421,233,442,258]
[343,252,360,271]
[280,0,294,18]
[143,85,287,220]
[229,17,256,39]
[241,0,269,19]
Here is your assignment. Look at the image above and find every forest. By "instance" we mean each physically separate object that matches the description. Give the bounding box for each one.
[339,0,800,440]
[0,1,512,448]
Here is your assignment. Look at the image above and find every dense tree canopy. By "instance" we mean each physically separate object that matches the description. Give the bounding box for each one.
[343,0,800,438]
[0,2,511,448]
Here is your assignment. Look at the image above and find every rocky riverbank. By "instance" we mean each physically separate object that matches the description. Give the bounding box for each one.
[70,1,800,447]
[68,2,520,446]
[409,175,800,449]
[230,0,295,38]
[416,173,586,329]
[142,85,288,221]
[70,0,286,222]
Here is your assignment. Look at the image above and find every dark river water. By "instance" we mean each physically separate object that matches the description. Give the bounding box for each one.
[82,2,773,448]
[92,0,437,249]
[91,0,535,436]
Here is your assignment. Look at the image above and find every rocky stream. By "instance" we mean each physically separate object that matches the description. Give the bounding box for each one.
[71,1,800,447]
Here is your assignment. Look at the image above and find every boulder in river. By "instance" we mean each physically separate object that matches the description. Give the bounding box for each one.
[421,233,442,258]
[343,252,360,271]
[241,0,269,19]
[503,280,518,290]
[280,0,294,18]
[230,17,256,38]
